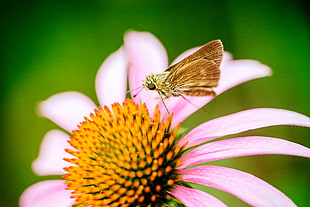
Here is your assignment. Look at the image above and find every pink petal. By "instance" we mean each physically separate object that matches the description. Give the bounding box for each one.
[95,47,127,106]
[178,108,310,148]
[124,31,168,115]
[181,165,297,207]
[216,57,272,94]
[39,91,97,132]
[220,52,233,67]
[169,53,272,126]
[168,96,213,127]
[170,184,228,207]
[180,136,310,168]
[19,180,74,207]
[32,130,74,176]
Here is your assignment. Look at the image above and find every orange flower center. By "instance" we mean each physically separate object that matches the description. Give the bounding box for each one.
[63,99,185,207]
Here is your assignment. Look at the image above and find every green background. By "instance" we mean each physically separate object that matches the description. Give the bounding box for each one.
[1,0,309,206]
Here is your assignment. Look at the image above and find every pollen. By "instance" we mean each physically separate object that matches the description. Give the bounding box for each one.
[63,99,185,207]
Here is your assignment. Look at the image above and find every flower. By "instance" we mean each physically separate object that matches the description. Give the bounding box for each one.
[20,31,310,207]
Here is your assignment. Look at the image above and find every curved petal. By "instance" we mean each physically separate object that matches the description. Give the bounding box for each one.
[181,165,297,207]
[39,91,97,132]
[19,180,74,207]
[124,31,168,115]
[180,136,310,168]
[220,52,233,68]
[170,184,227,207]
[178,108,310,148]
[95,47,127,106]
[170,53,272,126]
[216,58,272,95]
[32,130,74,176]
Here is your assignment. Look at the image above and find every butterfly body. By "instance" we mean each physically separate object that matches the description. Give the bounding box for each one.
[143,72,171,99]
[142,39,224,100]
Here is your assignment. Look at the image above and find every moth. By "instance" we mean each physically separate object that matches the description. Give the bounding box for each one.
[142,39,223,100]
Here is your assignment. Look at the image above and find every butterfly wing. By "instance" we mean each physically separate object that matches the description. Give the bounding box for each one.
[166,59,220,96]
[166,39,223,72]
[164,39,223,96]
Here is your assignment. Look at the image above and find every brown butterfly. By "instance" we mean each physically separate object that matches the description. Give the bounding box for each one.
[142,39,223,100]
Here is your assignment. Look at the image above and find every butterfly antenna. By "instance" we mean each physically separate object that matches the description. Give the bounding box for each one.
[126,86,144,98]
[133,87,144,98]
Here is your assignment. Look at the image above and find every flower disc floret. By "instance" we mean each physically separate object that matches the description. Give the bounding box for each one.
[63,99,185,207]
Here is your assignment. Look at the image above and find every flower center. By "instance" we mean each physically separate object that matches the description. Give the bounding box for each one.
[63,99,185,207]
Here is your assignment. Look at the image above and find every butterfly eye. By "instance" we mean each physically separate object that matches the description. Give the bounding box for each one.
[147,82,156,90]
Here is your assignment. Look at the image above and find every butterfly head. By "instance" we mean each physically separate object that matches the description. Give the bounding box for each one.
[142,75,158,91]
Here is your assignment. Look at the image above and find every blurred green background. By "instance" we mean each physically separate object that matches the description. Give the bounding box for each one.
[1,0,309,206]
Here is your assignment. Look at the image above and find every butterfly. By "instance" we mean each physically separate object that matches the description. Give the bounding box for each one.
[142,39,223,100]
